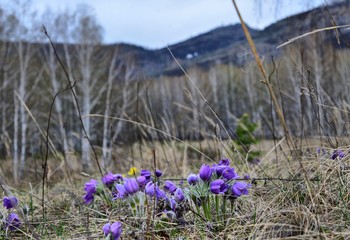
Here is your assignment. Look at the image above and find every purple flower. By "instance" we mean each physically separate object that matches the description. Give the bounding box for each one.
[210,179,228,194]
[83,179,98,204]
[110,222,122,239]
[140,169,152,179]
[317,147,327,155]
[187,174,199,185]
[6,213,21,231]
[83,193,95,204]
[102,223,111,236]
[336,151,342,159]
[155,169,163,177]
[137,176,149,186]
[123,178,139,195]
[114,184,128,199]
[222,168,239,180]
[155,188,167,200]
[243,174,250,180]
[199,164,212,181]
[102,221,122,240]
[84,179,98,195]
[231,182,250,197]
[3,196,18,209]
[168,198,177,211]
[218,159,230,166]
[115,174,123,181]
[102,173,120,186]
[331,150,345,160]
[164,180,177,194]
[174,188,185,202]
[316,147,321,154]
[145,181,155,196]
[213,164,229,177]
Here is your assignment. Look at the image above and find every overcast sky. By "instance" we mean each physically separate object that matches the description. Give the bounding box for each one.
[5,0,325,49]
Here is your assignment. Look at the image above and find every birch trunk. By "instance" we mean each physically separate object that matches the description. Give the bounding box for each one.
[13,93,19,184]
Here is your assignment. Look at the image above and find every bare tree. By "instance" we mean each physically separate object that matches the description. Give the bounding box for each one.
[71,5,104,170]
[110,57,137,144]
[39,12,71,158]
[101,49,122,168]
[7,0,39,179]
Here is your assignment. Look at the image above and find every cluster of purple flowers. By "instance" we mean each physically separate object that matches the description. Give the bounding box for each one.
[2,196,21,231]
[187,159,250,198]
[82,159,251,238]
[316,147,347,160]
[83,168,187,239]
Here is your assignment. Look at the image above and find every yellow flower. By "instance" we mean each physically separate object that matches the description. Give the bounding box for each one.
[128,167,138,176]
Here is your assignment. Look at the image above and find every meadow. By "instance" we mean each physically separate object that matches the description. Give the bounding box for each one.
[2,136,350,239]
[2,1,350,239]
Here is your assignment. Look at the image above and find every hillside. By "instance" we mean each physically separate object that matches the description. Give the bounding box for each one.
[108,1,350,78]
[2,1,350,177]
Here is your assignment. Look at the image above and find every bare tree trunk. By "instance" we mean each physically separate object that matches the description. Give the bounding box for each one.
[102,50,121,168]
[13,93,19,184]
[209,68,218,104]
[43,46,70,155]
[17,42,31,174]
[0,69,11,160]
[111,61,136,143]
[312,46,324,132]
[81,89,91,169]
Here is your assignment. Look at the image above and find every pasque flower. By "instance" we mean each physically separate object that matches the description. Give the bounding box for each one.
[210,179,228,194]
[199,164,212,181]
[145,181,167,199]
[331,150,345,160]
[164,180,177,194]
[102,223,110,236]
[155,169,163,177]
[6,213,21,230]
[222,168,239,180]
[83,179,98,204]
[145,181,156,196]
[187,173,199,185]
[156,188,167,200]
[114,184,128,199]
[123,178,139,195]
[3,196,18,209]
[168,198,177,211]
[218,158,230,166]
[102,173,122,186]
[231,182,250,197]
[137,175,149,186]
[213,164,229,177]
[140,169,152,179]
[174,187,185,202]
[102,221,122,240]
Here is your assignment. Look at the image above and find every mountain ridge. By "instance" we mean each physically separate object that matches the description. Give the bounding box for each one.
[77,1,350,78]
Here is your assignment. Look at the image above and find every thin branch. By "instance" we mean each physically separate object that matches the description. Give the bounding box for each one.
[276,24,350,49]
[42,25,103,176]
[41,25,103,219]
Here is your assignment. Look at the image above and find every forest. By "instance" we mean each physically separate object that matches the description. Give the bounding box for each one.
[1,1,350,183]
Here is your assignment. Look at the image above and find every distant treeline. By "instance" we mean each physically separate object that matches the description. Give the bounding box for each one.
[1,1,350,181]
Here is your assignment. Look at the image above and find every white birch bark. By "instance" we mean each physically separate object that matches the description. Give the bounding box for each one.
[13,93,19,184]
[102,50,122,168]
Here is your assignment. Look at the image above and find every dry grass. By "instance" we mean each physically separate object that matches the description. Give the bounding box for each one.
[1,137,350,239]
